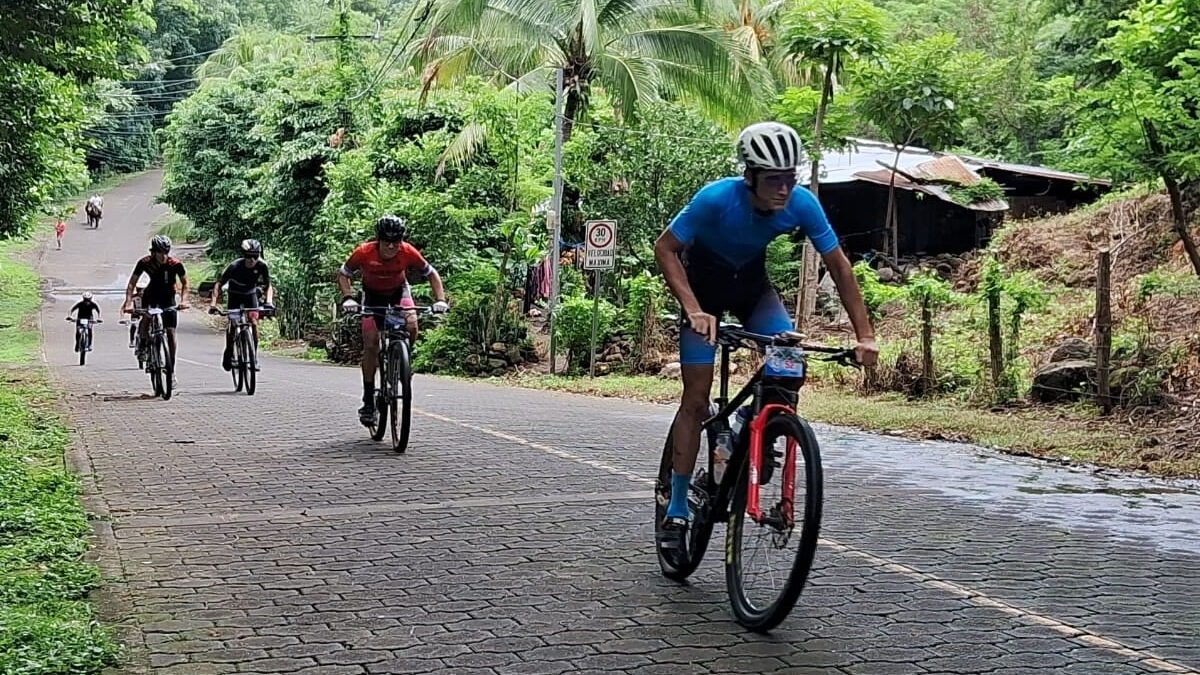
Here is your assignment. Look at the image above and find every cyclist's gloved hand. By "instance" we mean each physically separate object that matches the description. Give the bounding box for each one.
[262,302,275,312]
[432,300,449,314]
[341,297,359,312]
[208,306,219,315]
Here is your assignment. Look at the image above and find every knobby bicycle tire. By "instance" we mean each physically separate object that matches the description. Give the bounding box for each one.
[369,340,389,442]
[242,331,257,396]
[655,408,719,581]
[148,336,163,397]
[232,332,245,392]
[724,413,823,632]
[392,339,412,453]
[78,329,87,366]
[160,336,174,401]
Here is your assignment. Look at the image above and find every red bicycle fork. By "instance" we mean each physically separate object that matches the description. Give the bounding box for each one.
[745,404,797,527]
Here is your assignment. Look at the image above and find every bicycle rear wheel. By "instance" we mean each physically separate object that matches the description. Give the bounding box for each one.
[390,340,412,453]
[368,344,389,442]
[725,413,823,632]
[242,331,257,396]
[654,407,719,581]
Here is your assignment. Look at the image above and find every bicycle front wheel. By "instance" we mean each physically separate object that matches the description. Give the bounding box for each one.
[78,330,86,366]
[390,340,412,453]
[148,339,163,397]
[232,335,244,392]
[160,336,174,401]
[242,331,257,396]
[725,413,823,632]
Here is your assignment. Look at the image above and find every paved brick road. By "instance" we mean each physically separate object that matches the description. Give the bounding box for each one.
[38,173,1200,674]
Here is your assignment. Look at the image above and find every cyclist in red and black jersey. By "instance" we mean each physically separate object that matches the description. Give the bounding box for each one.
[121,235,190,380]
[337,215,448,425]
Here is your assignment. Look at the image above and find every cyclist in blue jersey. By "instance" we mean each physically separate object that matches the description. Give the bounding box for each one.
[653,121,880,548]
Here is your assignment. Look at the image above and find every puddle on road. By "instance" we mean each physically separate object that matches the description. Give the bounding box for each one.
[817,426,1200,554]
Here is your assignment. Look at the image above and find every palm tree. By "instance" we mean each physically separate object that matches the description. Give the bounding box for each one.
[709,0,815,89]
[195,30,312,81]
[412,0,773,139]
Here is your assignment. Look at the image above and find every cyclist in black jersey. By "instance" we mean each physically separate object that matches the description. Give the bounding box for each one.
[67,292,101,351]
[121,235,190,381]
[209,239,275,371]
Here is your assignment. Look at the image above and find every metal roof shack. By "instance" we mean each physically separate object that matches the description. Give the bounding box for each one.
[800,138,1110,257]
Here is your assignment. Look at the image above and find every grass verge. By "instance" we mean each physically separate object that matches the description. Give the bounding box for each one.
[492,372,1189,477]
[0,239,120,674]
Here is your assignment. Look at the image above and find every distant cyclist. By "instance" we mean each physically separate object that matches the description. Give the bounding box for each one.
[209,238,275,372]
[67,292,101,352]
[85,195,103,228]
[120,235,190,383]
[337,215,448,426]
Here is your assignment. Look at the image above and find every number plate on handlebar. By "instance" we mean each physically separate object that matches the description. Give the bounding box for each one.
[764,345,806,378]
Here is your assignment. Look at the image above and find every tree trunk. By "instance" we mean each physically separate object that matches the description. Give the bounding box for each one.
[987,282,1004,394]
[486,244,512,347]
[1096,248,1113,414]
[1143,119,1200,276]
[885,144,906,262]
[797,62,837,330]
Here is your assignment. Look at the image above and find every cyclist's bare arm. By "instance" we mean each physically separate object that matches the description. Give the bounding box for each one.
[210,276,223,307]
[121,272,140,312]
[416,266,447,303]
[336,266,355,299]
[264,282,275,305]
[654,229,716,344]
[819,246,879,365]
[177,274,190,310]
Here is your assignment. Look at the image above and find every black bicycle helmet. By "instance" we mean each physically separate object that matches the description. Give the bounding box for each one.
[150,235,172,253]
[374,215,407,242]
[240,238,263,255]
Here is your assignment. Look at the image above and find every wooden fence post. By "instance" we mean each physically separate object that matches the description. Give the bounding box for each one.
[987,282,1003,392]
[1096,248,1113,414]
[921,295,934,395]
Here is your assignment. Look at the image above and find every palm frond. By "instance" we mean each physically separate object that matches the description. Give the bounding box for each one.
[578,0,600,56]
[437,121,488,176]
[594,52,660,121]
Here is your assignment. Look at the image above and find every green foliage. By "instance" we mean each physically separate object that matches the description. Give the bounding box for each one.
[1136,268,1200,304]
[904,268,955,309]
[781,0,889,67]
[772,87,858,154]
[947,177,1006,205]
[853,33,982,151]
[554,294,618,374]
[0,0,151,235]
[853,260,905,319]
[564,100,736,276]
[0,249,118,673]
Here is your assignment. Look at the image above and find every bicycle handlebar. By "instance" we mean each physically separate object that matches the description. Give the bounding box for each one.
[66,317,102,323]
[209,307,276,317]
[671,315,860,368]
[344,304,440,315]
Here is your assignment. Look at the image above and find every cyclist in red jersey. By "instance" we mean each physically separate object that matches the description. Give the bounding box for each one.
[337,215,448,425]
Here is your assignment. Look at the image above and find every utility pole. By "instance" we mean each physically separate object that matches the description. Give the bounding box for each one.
[547,68,565,375]
[310,1,379,147]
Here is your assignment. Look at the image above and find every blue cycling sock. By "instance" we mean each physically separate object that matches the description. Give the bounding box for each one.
[667,471,692,520]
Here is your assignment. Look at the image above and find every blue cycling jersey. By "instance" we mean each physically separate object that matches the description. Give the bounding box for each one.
[668,177,839,269]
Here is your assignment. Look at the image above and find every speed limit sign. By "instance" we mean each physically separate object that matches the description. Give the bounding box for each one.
[584,220,616,269]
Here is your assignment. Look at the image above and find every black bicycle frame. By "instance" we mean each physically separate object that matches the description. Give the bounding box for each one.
[697,340,767,521]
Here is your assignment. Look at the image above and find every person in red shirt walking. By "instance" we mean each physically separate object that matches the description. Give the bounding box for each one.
[337,215,448,426]
[54,219,66,249]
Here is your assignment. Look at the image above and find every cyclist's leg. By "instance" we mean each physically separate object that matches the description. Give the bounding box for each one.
[745,288,802,406]
[359,290,386,419]
[665,324,718,522]
[399,283,418,344]
[163,308,179,372]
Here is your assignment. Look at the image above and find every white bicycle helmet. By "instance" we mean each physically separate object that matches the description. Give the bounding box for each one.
[736,122,803,171]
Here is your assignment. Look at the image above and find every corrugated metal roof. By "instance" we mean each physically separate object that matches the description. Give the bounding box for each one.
[852,156,1009,212]
[804,137,1109,188]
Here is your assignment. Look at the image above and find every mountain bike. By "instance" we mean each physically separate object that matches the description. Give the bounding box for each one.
[126,307,176,400]
[346,305,435,453]
[210,306,275,395]
[654,320,859,632]
[67,317,101,365]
